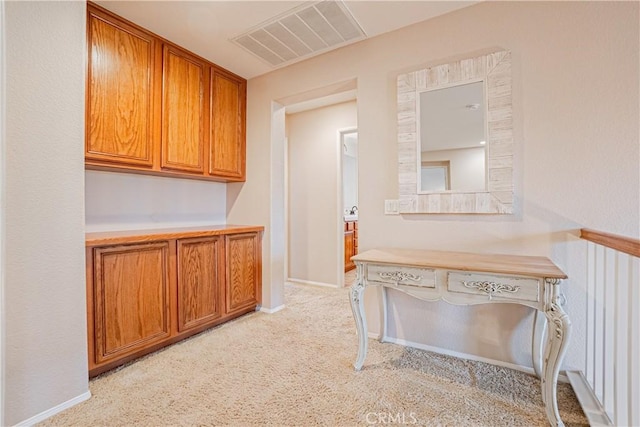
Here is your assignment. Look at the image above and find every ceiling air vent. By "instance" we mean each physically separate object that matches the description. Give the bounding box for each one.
[231,0,366,67]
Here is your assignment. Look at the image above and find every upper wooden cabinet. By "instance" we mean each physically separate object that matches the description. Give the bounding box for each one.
[86,8,158,167]
[210,70,246,179]
[161,45,207,174]
[85,3,246,182]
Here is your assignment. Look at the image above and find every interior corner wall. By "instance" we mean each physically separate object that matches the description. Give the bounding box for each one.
[5,1,89,424]
[0,0,6,424]
[287,101,357,286]
[268,103,286,310]
[234,1,639,371]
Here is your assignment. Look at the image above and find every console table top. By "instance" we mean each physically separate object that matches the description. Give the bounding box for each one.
[352,248,567,279]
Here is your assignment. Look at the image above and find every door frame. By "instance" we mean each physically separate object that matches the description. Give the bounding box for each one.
[0,1,6,422]
[277,79,357,292]
[338,127,358,287]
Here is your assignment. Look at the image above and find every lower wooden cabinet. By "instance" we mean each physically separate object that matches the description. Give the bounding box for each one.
[86,225,263,377]
[177,236,224,332]
[92,242,171,364]
[226,233,261,314]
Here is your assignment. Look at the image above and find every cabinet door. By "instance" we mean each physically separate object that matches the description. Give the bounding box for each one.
[86,8,156,167]
[177,237,224,332]
[161,45,206,173]
[225,232,261,314]
[92,242,171,364]
[345,230,356,272]
[209,69,246,180]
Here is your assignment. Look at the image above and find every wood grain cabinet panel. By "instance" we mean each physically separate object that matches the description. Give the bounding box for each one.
[177,237,224,332]
[344,221,358,272]
[161,46,206,173]
[209,70,246,180]
[86,9,156,167]
[345,230,356,272]
[225,232,261,314]
[92,242,171,364]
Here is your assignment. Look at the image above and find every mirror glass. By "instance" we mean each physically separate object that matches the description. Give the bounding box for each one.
[419,81,486,193]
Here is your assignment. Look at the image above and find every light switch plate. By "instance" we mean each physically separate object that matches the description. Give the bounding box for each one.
[384,199,400,215]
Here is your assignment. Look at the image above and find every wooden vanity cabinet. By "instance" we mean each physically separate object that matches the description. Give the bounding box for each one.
[86,226,263,377]
[345,231,356,272]
[85,3,246,182]
[344,221,358,272]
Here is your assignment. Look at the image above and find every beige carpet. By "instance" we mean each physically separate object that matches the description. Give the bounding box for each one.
[41,283,587,426]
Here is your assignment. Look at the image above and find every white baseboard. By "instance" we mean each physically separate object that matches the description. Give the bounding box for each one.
[15,390,91,426]
[565,370,612,426]
[368,333,569,383]
[259,304,285,314]
[287,278,338,288]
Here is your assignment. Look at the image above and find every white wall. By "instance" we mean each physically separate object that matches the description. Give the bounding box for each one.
[343,131,358,213]
[287,101,357,286]
[422,146,485,191]
[228,1,639,371]
[4,2,89,424]
[85,171,227,232]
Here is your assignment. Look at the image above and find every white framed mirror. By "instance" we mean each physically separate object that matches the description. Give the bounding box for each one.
[397,50,513,214]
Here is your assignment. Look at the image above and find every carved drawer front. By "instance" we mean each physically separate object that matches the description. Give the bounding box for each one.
[367,264,435,288]
[447,272,540,302]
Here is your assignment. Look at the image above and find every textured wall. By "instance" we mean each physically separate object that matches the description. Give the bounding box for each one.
[4,1,88,424]
[287,101,357,286]
[229,1,639,370]
[85,171,227,232]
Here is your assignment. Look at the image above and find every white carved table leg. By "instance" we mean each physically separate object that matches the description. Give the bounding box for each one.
[379,285,388,343]
[532,310,547,379]
[541,278,571,427]
[350,264,367,371]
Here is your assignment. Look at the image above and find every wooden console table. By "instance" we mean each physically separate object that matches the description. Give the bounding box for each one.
[349,248,570,427]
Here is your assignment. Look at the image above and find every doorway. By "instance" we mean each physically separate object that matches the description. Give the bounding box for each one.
[341,129,358,276]
[284,95,357,289]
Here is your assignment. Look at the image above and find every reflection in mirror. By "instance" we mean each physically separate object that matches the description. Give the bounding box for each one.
[419,81,486,192]
[420,161,450,191]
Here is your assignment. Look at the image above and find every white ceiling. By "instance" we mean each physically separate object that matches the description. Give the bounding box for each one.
[94,1,476,79]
